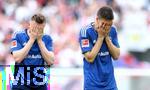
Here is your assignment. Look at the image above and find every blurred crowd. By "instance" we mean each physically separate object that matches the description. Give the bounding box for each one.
[0,0,150,68]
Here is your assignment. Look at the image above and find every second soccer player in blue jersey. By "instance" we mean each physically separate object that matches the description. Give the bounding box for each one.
[79,6,120,90]
[11,13,54,90]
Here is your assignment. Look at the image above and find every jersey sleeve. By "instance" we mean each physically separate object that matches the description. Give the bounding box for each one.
[10,32,23,53]
[45,35,53,51]
[111,27,120,48]
[79,28,93,54]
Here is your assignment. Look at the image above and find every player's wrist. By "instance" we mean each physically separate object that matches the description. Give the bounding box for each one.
[104,33,109,38]
[105,35,110,41]
[98,35,105,39]
[97,36,104,42]
[37,37,42,43]
[29,38,35,44]
[37,34,42,39]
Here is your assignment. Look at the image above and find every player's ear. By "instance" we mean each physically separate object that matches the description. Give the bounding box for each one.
[28,22,31,29]
[96,16,99,21]
[95,16,100,24]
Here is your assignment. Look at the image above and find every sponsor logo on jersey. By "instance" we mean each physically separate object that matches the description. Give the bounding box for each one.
[11,40,17,48]
[26,54,42,59]
[98,52,109,56]
[81,39,89,47]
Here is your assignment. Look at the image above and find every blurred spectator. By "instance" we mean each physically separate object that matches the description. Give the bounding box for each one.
[107,0,123,31]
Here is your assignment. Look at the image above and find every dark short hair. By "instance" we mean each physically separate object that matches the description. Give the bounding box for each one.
[31,13,46,24]
[97,6,114,20]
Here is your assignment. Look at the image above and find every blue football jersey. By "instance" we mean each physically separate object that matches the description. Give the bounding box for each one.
[10,29,53,87]
[10,29,53,65]
[79,23,120,90]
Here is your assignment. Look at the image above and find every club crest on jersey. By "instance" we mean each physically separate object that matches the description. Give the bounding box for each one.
[11,40,17,48]
[81,39,89,47]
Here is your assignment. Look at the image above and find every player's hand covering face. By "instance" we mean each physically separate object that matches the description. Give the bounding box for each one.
[36,24,45,35]
[28,21,38,40]
[97,18,113,37]
[29,21,45,40]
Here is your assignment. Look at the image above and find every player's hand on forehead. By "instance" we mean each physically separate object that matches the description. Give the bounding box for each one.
[30,20,45,34]
[31,23,38,33]
[100,22,105,29]
[36,24,44,29]
[31,23,42,30]
[101,21,112,27]
[36,24,44,34]
[101,21,112,30]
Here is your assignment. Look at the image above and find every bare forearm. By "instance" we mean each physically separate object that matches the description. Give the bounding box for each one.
[13,39,34,63]
[105,36,120,60]
[38,39,54,65]
[84,37,104,63]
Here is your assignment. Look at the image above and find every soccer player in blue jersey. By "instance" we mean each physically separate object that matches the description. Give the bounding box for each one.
[10,14,54,90]
[79,6,120,90]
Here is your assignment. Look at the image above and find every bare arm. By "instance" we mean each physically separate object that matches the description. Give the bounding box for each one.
[105,36,120,60]
[12,27,38,63]
[84,22,106,63]
[12,38,35,63]
[37,39,54,65]
[36,24,54,65]
[84,36,104,63]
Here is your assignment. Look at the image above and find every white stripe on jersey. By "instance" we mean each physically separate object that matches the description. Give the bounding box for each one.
[81,26,84,37]
[81,24,92,37]
[81,28,85,37]
[12,30,25,38]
